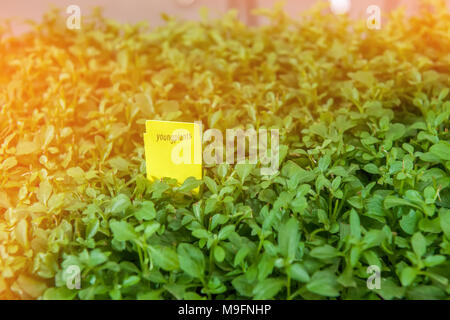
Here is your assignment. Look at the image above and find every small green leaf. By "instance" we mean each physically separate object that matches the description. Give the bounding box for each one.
[109,220,137,242]
[151,246,180,271]
[234,247,250,267]
[406,285,446,300]
[424,255,446,267]
[429,141,450,161]
[213,245,226,263]
[177,243,205,279]
[110,194,131,216]
[203,176,218,194]
[287,263,310,283]
[252,278,285,300]
[309,245,340,260]
[278,218,299,262]
[232,275,254,297]
[108,156,130,171]
[438,87,449,100]
[386,123,405,141]
[144,221,160,238]
[399,210,419,235]
[85,219,99,239]
[384,196,415,209]
[218,225,235,240]
[306,270,340,297]
[400,267,418,286]
[257,254,275,281]
[378,278,405,300]
[349,209,361,240]
[177,177,202,193]
[440,209,450,239]
[411,232,427,257]
[318,154,331,172]
[235,163,255,183]
[363,163,380,175]
[37,180,52,206]
[123,275,140,287]
[135,201,156,221]
[43,287,78,300]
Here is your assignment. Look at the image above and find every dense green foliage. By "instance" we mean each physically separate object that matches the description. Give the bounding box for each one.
[0,1,449,300]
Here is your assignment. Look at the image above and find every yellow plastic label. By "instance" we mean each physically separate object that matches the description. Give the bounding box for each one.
[144,120,202,186]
